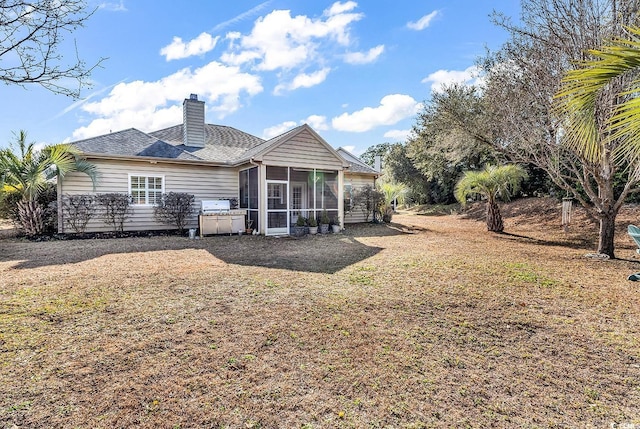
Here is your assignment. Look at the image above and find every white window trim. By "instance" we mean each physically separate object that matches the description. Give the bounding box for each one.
[128,174,165,206]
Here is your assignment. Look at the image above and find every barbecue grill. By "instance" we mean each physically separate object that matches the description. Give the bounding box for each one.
[199,200,247,237]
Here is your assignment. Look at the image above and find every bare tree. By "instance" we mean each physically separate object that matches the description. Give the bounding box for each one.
[0,0,105,98]
[478,0,640,257]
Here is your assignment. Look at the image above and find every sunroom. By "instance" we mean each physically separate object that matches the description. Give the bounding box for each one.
[239,165,342,236]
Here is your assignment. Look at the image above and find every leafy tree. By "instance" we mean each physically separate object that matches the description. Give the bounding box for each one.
[0,0,105,97]
[407,85,501,204]
[0,130,97,235]
[360,143,392,167]
[154,192,196,233]
[455,164,528,233]
[384,143,433,204]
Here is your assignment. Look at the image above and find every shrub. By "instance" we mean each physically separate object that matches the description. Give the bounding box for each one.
[38,183,58,234]
[0,188,21,224]
[320,209,330,225]
[63,194,96,234]
[153,192,195,233]
[296,214,306,226]
[96,193,133,232]
[352,184,385,222]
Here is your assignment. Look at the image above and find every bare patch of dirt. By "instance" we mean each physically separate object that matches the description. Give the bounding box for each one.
[1,198,639,428]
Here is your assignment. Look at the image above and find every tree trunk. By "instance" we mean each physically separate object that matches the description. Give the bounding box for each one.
[597,211,616,258]
[486,201,504,232]
[17,200,45,236]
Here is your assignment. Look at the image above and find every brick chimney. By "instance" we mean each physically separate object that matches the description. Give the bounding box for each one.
[183,94,205,148]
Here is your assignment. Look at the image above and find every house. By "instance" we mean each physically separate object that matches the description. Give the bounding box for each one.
[59,94,379,235]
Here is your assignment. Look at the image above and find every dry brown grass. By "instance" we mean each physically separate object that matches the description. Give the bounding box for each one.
[1,197,640,428]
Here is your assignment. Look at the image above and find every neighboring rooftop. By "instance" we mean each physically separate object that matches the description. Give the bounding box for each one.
[336,147,379,175]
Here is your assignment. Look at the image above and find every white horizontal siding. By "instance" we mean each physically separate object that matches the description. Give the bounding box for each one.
[60,159,239,233]
[344,173,376,224]
[261,130,344,170]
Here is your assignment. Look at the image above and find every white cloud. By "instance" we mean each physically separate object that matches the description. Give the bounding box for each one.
[98,1,127,12]
[421,65,481,92]
[263,115,329,139]
[344,45,384,64]
[160,33,219,61]
[72,62,263,139]
[274,68,331,94]
[331,94,422,132]
[263,121,298,139]
[220,5,363,71]
[407,10,439,31]
[304,114,329,130]
[341,145,365,156]
[383,129,411,141]
[325,1,358,16]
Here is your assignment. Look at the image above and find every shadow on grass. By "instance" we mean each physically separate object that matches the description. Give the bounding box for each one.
[0,223,395,274]
[208,235,383,273]
[344,221,430,237]
[495,231,598,251]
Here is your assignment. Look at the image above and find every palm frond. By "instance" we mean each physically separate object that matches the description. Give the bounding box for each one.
[455,164,527,206]
[555,26,640,163]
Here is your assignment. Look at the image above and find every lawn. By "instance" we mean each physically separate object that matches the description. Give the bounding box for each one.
[1,198,639,428]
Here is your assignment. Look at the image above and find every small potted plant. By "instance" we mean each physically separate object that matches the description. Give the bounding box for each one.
[294,214,306,237]
[308,216,318,235]
[245,219,254,235]
[319,209,330,234]
[331,216,341,233]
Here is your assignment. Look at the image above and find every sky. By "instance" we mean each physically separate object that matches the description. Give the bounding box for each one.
[0,0,522,155]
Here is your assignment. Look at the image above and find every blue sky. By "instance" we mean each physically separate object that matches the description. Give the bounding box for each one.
[0,0,521,155]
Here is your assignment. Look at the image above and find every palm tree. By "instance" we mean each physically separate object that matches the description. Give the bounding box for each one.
[0,130,97,235]
[379,181,407,207]
[555,27,640,257]
[556,26,640,164]
[455,164,528,233]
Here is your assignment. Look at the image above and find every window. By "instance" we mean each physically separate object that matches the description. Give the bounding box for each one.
[130,175,163,205]
[292,185,302,210]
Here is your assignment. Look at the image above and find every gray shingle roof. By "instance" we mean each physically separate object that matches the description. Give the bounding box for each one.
[72,124,266,164]
[147,124,267,163]
[72,128,202,161]
[336,148,379,175]
[71,122,359,169]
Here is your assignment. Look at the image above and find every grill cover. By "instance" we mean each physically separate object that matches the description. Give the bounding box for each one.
[201,200,230,213]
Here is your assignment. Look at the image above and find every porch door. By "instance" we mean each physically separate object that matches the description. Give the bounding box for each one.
[266,180,288,235]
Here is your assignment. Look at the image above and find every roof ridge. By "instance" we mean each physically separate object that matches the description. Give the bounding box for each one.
[71,127,142,144]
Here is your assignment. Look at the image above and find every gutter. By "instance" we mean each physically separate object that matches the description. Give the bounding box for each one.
[81,152,232,167]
